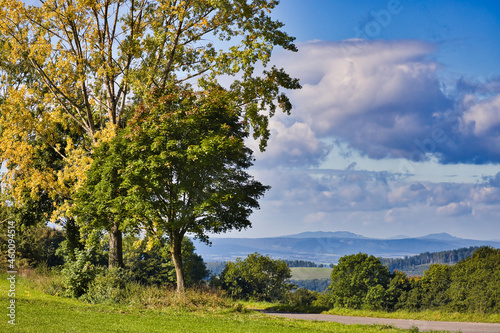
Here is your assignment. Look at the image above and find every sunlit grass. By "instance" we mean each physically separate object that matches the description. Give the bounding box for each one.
[0,272,433,333]
[323,307,500,323]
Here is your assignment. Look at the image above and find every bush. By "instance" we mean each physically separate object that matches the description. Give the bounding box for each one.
[286,288,318,308]
[81,267,127,304]
[218,253,293,302]
[327,253,392,309]
[62,248,99,298]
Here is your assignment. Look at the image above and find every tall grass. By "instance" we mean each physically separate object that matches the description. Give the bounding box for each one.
[20,267,236,313]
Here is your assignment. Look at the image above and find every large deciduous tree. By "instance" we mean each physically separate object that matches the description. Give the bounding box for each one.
[76,85,269,292]
[0,0,300,268]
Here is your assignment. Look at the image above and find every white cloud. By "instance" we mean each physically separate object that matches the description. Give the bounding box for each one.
[277,40,451,160]
[251,119,330,167]
[266,40,500,165]
[436,202,472,217]
[461,94,500,135]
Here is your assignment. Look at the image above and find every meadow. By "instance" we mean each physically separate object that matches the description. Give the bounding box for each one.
[290,267,333,280]
[0,272,446,333]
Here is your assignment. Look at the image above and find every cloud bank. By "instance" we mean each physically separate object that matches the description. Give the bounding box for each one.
[260,39,500,166]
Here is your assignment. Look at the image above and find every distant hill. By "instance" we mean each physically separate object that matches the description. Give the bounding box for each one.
[282,231,368,239]
[417,233,461,241]
[194,232,500,263]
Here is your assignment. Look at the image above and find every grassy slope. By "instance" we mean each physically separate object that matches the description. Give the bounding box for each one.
[0,273,425,333]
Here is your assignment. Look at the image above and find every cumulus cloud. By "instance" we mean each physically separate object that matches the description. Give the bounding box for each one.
[436,202,472,217]
[244,167,500,239]
[268,39,500,165]
[461,94,500,136]
[278,39,452,159]
[250,119,330,168]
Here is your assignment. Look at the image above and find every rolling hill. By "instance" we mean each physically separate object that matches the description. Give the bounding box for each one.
[193,232,500,264]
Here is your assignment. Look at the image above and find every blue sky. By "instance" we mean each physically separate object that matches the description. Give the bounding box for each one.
[220,0,500,240]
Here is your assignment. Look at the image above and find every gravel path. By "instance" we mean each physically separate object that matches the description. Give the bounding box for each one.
[261,311,500,333]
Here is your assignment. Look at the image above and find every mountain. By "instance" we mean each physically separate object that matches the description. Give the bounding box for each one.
[282,231,368,239]
[193,232,500,264]
[417,233,461,241]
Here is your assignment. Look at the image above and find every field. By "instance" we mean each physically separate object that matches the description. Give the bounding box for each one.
[291,264,435,279]
[0,273,438,333]
[290,267,333,280]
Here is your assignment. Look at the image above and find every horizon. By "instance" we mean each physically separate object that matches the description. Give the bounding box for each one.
[206,230,500,242]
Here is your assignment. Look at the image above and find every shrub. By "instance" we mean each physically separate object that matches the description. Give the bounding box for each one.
[62,248,99,298]
[327,253,392,309]
[286,288,319,308]
[219,253,293,301]
[81,267,127,304]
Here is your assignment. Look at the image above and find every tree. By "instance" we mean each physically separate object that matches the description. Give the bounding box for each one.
[75,84,269,292]
[448,247,500,313]
[0,0,300,268]
[125,236,209,287]
[327,253,392,309]
[219,252,293,301]
[419,264,453,309]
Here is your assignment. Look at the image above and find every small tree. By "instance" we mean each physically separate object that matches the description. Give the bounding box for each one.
[75,84,269,293]
[219,252,293,301]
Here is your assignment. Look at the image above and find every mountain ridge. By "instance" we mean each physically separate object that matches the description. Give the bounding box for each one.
[194,232,500,263]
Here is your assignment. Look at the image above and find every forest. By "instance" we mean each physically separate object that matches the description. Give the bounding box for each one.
[380,247,480,272]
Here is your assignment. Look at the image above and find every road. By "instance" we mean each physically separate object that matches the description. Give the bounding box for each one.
[262,311,500,333]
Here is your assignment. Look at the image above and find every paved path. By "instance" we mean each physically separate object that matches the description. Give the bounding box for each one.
[261,311,500,333]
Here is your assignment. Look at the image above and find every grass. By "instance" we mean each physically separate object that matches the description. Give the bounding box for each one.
[323,307,500,324]
[290,267,333,280]
[0,272,438,333]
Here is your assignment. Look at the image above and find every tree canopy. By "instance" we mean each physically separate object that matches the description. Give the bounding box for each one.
[0,0,300,271]
[75,84,269,291]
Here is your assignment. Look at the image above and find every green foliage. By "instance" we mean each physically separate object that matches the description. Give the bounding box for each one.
[125,236,209,287]
[286,288,319,308]
[218,253,293,301]
[61,248,99,298]
[81,267,127,304]
[75,84,270,291]
[323,247,500,314]
[291,279,331,293]
[386,271,413,310]
[121,85,270,239]
[327,253,392,310]
[448,247,500,313]
[420,264,452,309]
[284,260,319,267]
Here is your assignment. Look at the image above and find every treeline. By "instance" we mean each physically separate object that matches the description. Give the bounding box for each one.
[310,247,500,313]
[284,260,334,268]
[380,247,479,273]
[284,260,318,267]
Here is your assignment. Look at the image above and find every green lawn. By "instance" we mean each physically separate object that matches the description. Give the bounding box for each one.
[0,273,430,333]
[290,267,333,280]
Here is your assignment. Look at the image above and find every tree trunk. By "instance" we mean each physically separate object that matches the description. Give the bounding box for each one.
[171,234,185,294]
[109,222,123,268]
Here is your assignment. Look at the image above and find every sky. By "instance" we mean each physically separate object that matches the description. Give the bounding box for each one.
[219,0,500,240]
